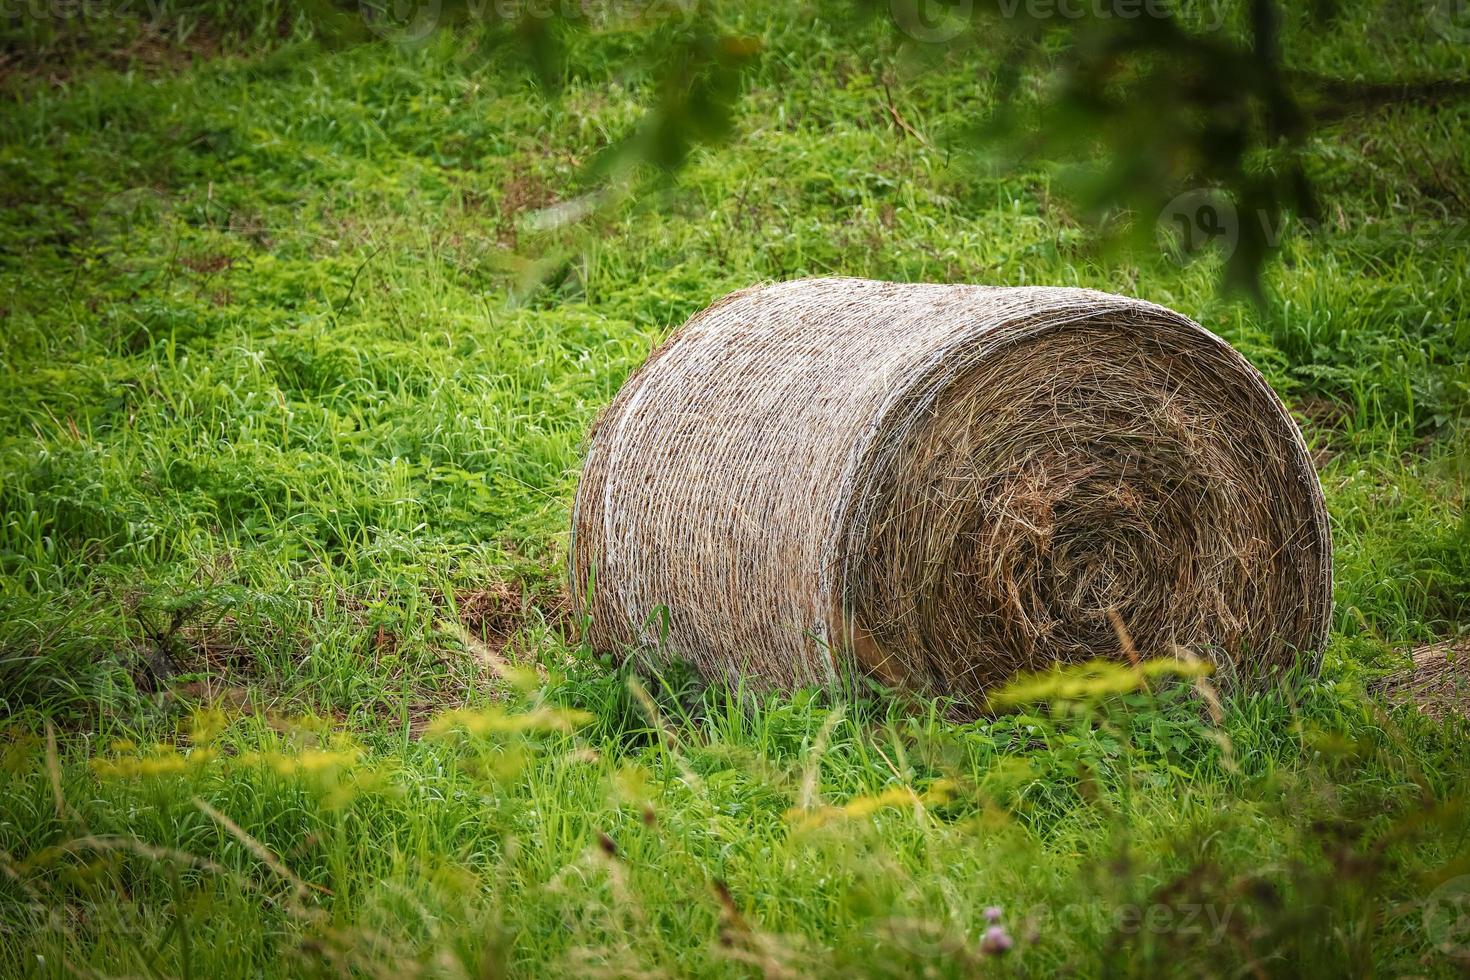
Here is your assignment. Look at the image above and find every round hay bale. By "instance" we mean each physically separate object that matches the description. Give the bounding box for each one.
[570,278,1332,702]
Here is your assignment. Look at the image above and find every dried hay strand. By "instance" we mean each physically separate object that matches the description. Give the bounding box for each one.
[570,278,1332,703]
[1375,640,1470,721]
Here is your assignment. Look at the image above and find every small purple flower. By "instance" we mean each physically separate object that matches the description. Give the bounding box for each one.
[983,905,1003,923]
[980,924,1014,955]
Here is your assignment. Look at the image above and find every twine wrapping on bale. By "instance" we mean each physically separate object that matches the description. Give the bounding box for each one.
[570,278,1332,703]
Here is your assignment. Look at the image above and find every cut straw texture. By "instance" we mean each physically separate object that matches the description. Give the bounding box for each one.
[570,278,1332,703]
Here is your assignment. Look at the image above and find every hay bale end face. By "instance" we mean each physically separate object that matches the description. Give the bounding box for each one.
[570,278,1332,702]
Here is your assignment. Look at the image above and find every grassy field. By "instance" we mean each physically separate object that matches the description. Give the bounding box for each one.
[2,1,1469,976]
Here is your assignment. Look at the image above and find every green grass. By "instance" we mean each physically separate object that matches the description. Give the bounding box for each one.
[1,1,1469,976]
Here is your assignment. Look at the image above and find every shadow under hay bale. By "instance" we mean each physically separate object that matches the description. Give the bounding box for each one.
[570,278,1332,704]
